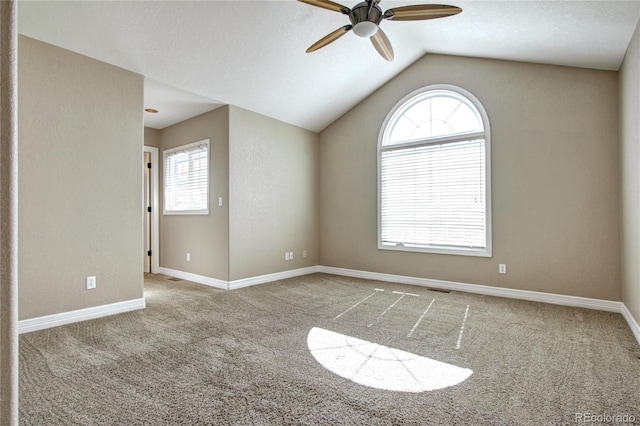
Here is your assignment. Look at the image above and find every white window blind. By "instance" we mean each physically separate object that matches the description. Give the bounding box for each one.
[378,85,491,257]
[380,139,486,249]
[163,139,209,215]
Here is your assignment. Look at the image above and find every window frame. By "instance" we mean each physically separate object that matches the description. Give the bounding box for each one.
[377,84,492,257]
[163,139,210,216]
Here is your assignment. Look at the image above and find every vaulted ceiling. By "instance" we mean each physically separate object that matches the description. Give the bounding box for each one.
[18,1,640,132]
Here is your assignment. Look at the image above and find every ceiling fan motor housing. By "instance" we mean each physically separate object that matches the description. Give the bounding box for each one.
[350,1,383,37]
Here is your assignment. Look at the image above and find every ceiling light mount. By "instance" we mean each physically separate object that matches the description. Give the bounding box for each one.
[350,1,383,38]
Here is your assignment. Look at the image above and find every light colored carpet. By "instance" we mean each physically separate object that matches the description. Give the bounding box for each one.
[20,273,640,425]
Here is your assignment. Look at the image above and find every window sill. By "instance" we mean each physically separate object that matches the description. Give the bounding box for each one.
[163,210,210,216]
[378,242,492,258]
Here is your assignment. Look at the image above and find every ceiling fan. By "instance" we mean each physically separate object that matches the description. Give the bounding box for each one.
[298,0,462,61]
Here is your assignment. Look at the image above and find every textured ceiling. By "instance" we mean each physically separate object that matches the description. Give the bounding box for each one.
[17,1,640,132]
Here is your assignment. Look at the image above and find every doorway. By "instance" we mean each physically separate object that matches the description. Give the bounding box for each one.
[144,146,159,273]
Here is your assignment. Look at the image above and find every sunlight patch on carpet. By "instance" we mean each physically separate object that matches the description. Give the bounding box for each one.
[307,327,472,393]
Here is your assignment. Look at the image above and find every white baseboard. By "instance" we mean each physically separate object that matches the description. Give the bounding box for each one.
[229,266,322,290]
[621,303,640,345]
[19,265,640,346]
[317,266,640,346]
[18,298,146,334]
[157,266,323,291]
[317,266,622,312]
[155,264,640,346]
[157,267,228,290]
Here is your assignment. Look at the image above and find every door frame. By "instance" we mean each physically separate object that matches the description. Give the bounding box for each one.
[144,145,160,273]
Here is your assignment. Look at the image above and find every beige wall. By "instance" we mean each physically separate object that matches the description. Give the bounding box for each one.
[229,106,319,281]
[18,36,144,319]
[144,127,160,148]
[15,31,632,327]
[158,107,230,281]
[319,54,620,300]
[620,19,640,322]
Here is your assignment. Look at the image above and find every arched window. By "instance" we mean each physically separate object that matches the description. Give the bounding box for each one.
[378,85,491,257]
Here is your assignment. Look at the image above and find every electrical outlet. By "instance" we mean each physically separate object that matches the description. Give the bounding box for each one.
[285,252,290,261]
[303,250,307,259]
[290,251,294,260]
[86,276,96,290]
[186,253,191,262]
[499,264,507,274]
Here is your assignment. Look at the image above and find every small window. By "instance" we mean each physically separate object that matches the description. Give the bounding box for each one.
[163,139,209,215]
[378,85,491,257]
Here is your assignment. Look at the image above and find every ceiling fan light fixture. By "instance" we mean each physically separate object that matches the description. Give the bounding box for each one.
[298,0,462,61]
[353,21,378,38]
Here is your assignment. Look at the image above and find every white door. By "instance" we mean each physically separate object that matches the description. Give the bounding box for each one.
[144,151,152,273]
[143,146,159,274]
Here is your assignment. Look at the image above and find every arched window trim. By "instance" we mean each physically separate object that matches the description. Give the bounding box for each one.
[377,84,492,257]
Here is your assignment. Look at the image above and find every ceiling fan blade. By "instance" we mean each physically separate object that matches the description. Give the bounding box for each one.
[384,4,462,21]
[298,0,350,14]
[370,27,394,61]
[306,25,353,53]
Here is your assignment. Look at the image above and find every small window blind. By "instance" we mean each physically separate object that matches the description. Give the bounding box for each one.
[163,139,209,215]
